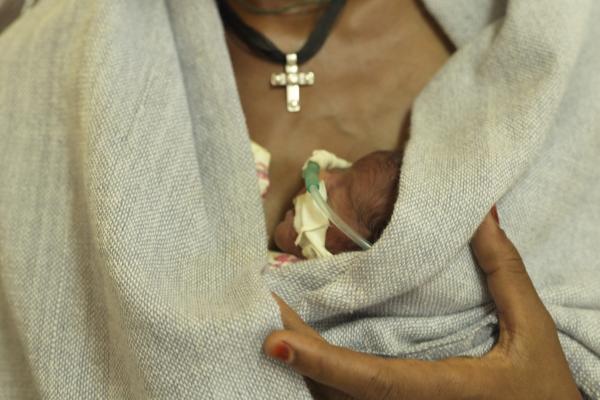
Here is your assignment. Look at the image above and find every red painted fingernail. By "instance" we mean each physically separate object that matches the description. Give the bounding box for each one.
[491,205,500,225]
[272,342,291,363]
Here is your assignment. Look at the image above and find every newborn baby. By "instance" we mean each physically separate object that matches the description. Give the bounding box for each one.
[256,146,403,261]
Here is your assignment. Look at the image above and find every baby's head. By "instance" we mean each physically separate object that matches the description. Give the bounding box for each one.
[274,150,403,258]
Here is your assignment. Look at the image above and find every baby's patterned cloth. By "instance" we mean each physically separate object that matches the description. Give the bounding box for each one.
[251,142,302,269]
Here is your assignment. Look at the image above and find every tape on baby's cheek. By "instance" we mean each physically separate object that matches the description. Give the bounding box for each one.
[293,182,332,259]
[302,149,352,171]
[293,149,352,259]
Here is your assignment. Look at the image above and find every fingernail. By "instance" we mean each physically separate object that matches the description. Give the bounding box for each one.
[491,205,500,225]
[271,342,292,363]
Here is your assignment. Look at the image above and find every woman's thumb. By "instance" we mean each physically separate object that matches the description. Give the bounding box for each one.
[263,330,388,400]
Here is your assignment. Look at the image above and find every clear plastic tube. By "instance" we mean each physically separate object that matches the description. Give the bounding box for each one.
[307,186,372,250]
[307,183,373,251]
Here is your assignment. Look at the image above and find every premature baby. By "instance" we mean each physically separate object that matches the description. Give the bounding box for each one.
[252,143,402,266]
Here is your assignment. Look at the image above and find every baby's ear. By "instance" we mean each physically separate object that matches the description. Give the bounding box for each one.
[368,178,400,244]
[366,214,387,244]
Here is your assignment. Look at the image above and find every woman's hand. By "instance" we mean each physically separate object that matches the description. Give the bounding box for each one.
[263,210,582,400]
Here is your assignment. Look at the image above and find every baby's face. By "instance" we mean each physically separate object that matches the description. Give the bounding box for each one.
[273,152,388,257]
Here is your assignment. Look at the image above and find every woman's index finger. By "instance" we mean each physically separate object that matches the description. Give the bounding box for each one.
[470,211,549,337]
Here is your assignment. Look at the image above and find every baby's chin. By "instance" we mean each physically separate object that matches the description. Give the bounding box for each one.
[273,210,303,258]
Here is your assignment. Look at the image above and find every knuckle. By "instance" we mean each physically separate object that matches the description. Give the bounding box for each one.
[503,255,526,273]
[485,251,526,277]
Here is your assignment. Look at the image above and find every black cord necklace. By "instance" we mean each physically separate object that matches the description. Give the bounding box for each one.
[231,0,331,16]
[218,0,347,112]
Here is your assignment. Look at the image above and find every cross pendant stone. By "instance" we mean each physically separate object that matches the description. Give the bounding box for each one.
[270,53,315,112]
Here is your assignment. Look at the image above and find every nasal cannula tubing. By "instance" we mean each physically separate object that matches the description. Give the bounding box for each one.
[303,161,373,250]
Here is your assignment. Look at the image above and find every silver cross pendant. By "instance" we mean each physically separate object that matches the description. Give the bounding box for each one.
[270,53,315,112]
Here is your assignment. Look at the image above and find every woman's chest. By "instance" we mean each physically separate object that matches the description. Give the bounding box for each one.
[225,0,452,243]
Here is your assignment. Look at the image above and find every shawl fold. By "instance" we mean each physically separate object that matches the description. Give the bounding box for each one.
[0,0,598,398]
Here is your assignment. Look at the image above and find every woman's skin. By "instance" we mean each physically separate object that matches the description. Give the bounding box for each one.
[264,211,582,399]
[274,151,398,257]
[226,0,452,247]
[225,1,581,398]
